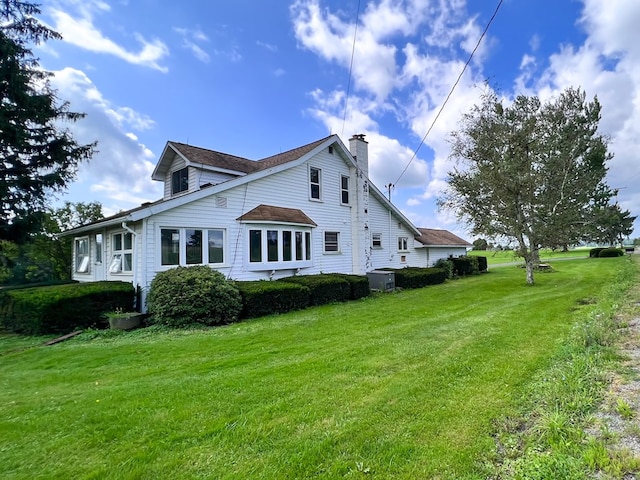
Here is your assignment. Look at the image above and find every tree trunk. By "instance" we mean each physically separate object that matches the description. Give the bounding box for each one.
[525,259,535,285]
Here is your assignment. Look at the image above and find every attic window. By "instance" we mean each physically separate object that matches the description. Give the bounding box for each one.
[172,167,189,195]
[328,145,334,154]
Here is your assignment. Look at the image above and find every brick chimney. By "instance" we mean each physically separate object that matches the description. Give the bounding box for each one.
[349,134,368,178]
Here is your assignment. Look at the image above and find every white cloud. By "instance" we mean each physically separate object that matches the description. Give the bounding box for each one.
[47,1,169,72]
[50,67,162,210]
[289,0,496,234]
[257,41,278,52]
[523,0,640,235]
[174,27,211,63]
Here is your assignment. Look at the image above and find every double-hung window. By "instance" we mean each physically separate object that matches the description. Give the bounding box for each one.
[171,167,189,195]
[372,233,382,249]
[75,237,90,273]
[110,232,133,273]
[309,166,321,200]
[324,231,340,253]
[161,228,225,266]
[397,236,409,252]
[340,175,350,205]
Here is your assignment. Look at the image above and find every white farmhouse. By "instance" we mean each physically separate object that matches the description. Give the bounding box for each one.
[63,134,470,309]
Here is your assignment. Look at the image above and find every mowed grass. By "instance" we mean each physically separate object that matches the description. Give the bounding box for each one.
[468,247,590,265]
[0,258,633,479]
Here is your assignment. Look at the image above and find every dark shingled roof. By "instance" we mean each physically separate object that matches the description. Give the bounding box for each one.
[169,135,334,173]
[237,204,317,226]
[415,228,472,246]
[256,136,333,169]
[169,142,258,173]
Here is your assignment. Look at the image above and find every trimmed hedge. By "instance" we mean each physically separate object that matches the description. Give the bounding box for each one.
[598,247,624,258]
[450,256,480,276]
[329,274,371,300]
[235,281,310,319]
[0,281,135,335]
[381,267,447,289]
[475,256,488,273]
[278,274,351,306]
[589,247,606,258]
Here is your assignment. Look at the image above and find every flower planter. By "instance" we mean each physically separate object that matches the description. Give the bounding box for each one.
[108,313,144,330]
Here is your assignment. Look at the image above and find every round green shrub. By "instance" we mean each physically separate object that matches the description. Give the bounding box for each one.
[147,266,242,327]
[589,247,605,258]
[597,247,624,258]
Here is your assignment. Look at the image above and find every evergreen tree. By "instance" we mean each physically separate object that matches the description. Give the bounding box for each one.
[0,0,95,241]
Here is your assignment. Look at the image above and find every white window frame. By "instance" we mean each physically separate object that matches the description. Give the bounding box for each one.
[309,166,322,201]
[109,232,133,274]
[75,237,90,274]
[340,175,350,205]
[324,231,341,254]
[246,225,313,270]
[159,227,226,267]
[372,233,382,249]
[397,236,409,252]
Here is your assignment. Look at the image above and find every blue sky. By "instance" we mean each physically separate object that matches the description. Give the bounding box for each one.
[38,0,640,240]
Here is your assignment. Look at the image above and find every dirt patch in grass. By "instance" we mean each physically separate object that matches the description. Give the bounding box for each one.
[588,297,640,478]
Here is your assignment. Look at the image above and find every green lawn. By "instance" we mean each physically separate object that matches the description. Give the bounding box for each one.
[468,247,591,265]
[0,257,635,479]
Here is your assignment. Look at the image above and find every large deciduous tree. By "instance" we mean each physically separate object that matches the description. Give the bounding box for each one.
[0,0,95,241]
[439,87,617,285]
[0,201,103,284]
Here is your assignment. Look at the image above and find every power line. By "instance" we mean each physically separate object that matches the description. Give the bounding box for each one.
[392,0,504,188]
[341,0,361,137]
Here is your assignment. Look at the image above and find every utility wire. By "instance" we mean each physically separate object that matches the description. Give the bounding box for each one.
[392,0,503,187]
[341,0,361,137]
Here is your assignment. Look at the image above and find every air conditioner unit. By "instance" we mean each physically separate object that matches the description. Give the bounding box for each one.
[366,270,395,292]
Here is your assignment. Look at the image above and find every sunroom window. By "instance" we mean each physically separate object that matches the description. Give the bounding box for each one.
[248,226,312,267]
[109,232,133,273]
[75,237,90,273]
[95,233,103,263]
[160,228,225,266]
